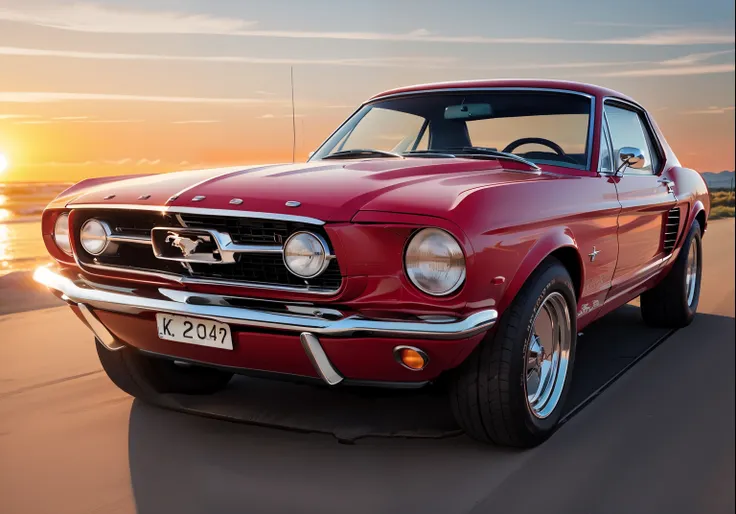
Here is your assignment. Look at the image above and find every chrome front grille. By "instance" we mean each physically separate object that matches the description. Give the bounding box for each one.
[663,206,681,254]
[70,208,343,293]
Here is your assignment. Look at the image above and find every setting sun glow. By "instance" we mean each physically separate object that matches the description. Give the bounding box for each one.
[0,153,8,174]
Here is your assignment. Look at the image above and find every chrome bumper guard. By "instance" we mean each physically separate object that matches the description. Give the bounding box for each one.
[34,266,497,385]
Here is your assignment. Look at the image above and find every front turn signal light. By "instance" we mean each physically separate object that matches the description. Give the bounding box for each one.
[394,346,429,371]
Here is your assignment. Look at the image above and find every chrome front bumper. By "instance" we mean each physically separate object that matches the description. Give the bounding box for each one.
[34,266,497,386]
[33,266,497,340]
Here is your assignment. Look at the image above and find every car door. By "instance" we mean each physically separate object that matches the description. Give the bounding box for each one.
[603,100,678,301]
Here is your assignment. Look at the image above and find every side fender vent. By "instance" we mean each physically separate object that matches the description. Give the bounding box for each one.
[663,207,681,254]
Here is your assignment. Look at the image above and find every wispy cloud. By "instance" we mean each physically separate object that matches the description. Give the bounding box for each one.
[683,106,735,115]
[660,49,735,66]
[35,158,203,168]
[598,63,735,77]
[40,158,169,167]
[0,3,255,35]
[598,29,735,46]
[0,4,731,46]
[82,119,144,123]
[42,160,97,167]
[2,42,733,79]
[0,114,41,120]
[11,116,144,124]
[136,158,161,166]
[171,120,220,124]
[14,119,56,124]
[0,46,457,69]
[258,113,305,119]
[0,91,267,104]
[574,21,682,28]
[103,158,132,165]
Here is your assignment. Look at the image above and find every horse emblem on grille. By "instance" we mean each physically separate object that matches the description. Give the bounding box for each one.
[165,231,203,257]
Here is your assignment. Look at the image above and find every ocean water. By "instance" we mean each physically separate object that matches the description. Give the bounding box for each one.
[0,182,73,276]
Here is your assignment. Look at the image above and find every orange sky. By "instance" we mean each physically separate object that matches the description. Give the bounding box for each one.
[0,1,734,182]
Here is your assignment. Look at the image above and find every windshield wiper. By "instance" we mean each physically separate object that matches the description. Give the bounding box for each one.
[402,150,459,158]
[439,147,541,170]
[321,149,403,160]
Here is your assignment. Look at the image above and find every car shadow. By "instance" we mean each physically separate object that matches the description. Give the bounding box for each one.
[150,303,669,442]
[124,303,701,514]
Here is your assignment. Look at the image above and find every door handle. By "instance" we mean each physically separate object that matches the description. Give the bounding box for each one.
[658,177,675,193]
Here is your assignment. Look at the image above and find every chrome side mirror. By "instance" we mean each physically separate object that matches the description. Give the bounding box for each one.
[615,147,645,175]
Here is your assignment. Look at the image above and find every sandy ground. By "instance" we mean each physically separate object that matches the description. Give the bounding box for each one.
[0,219,733,514]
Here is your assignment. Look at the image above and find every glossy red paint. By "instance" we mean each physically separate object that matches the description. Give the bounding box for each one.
[39,79,710,385]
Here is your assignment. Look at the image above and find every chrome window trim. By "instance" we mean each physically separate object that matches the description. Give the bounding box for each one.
[308,86,596,171]
[601,96,665,176]
[67,204,326,226]
[599,108,616,176]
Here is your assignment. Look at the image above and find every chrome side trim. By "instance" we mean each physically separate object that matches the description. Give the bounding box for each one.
[34,266,497,340]
[77,303,125,351]
[300,333,344,385]
[67,204,326,226]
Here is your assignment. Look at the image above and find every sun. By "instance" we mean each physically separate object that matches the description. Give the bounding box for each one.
[0,153,7,174]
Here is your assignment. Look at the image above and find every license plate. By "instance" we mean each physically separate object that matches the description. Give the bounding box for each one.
[155,313,233,350]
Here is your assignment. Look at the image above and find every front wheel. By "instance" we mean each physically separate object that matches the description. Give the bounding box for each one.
[640,221,702,328]
[450,258,577,447]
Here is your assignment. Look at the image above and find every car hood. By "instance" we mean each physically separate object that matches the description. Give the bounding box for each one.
[65,158,547,222]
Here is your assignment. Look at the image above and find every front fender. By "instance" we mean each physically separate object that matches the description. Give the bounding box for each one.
[495,227,582,315]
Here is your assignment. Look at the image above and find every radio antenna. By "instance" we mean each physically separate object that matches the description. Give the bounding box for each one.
[290,66,296,163]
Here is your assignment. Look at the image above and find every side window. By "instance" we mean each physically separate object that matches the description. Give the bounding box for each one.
[604,104,659,174]
[599,122,613,173]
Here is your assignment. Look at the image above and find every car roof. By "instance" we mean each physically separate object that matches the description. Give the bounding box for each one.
[368,79,641,107]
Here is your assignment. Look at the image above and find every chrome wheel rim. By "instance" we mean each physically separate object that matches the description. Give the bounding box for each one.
[685,242,698,307]
[524,292,572,419]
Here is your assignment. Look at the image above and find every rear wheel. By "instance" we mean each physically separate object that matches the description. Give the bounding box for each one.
[95,339,233,401]
[641,221,702,328]
[450,258,577,447]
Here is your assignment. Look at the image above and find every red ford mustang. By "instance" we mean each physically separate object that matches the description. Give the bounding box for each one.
[34,79,710,447]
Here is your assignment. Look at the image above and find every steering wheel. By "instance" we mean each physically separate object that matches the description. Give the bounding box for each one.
[502,137,578,164]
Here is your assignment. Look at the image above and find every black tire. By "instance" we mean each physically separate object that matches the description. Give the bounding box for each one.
[95,339,233,401]
[450,257,577,447]
[640,221,703,328]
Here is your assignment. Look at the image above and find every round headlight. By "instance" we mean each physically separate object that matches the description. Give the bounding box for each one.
[53,213,72,256]
[404,228,466,296]
[80,219,110,256]
[283,231,330,278]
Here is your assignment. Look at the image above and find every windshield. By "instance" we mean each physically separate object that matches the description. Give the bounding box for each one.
[310,90,593,170]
